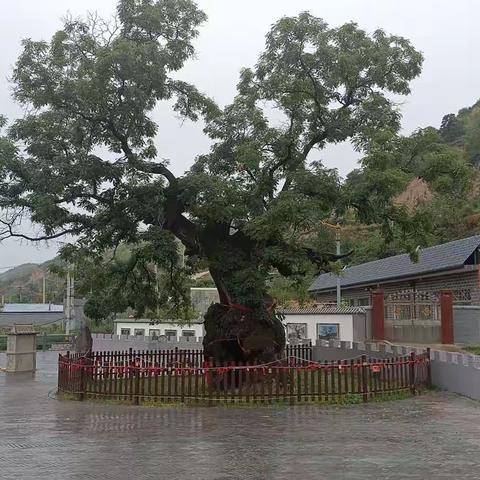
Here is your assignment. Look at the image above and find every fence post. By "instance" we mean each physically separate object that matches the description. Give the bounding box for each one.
[79,364,85,401]
[426,348,432,388]
[57,353,62,391]
[128,348,133,403]
[289,367,295,406]
[440,290,454,344]
[409,351,416,395]
[371,289,385,340]
[134,351,140,406]
[361,354,368,402]
[180,368,185,403]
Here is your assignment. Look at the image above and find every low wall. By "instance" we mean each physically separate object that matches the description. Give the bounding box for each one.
[453,306,480,344]
[430,350,480,400]
[312,339,422,361]
[92,333,203,351]
[90,334,480,401]
[319,339,480,402]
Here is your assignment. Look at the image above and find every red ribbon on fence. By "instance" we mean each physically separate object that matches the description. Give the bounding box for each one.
[59,354,430,377]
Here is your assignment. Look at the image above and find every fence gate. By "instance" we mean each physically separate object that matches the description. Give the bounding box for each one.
[384,290,441,344]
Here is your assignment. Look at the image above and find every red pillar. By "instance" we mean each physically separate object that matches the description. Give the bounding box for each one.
[371,289,385,340]
[440,290,454,344]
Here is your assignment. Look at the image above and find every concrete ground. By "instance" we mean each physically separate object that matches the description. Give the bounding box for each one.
[1,352,480,480]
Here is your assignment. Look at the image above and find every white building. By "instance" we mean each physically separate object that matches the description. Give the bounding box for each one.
[114,306,369,344]
[281,307,369,344]
[114,318,204,339]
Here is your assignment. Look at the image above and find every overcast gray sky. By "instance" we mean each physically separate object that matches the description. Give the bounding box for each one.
[0,0,479,268]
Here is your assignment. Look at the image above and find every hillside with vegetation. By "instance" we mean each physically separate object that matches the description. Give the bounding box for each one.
[0,259,65,304]
[341,98,480,264]
[269,99,480,307]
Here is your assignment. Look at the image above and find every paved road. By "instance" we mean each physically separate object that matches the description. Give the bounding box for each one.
[1,352,480,479]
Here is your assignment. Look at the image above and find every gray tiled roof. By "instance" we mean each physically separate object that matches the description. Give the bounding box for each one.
[309,235,480,293]
[0,312,64,327]
[1,303,63,313]
[280,306,366,315]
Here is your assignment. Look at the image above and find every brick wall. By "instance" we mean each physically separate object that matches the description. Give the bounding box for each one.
[314,269,480,306]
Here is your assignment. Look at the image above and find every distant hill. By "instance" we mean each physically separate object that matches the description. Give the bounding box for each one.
[0,263,39,283]
[0,257,65,304]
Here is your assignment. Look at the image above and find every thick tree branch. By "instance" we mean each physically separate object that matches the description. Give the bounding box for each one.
[0,219,78,242]
[105,120,178,185]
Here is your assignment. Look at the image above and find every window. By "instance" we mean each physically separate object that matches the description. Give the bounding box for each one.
[134,328,145,336]
[348,299,356,307]
[165,329,177,339]
[317,324,339,341]
[357,297,370,306]
[182,330,195,338]
[149,329,160,338]
[286,323,308,344]
[120,328,131,336]
[453,289,471,303]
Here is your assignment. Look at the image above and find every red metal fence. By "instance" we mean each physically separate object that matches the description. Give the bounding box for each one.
[58,347,430,405]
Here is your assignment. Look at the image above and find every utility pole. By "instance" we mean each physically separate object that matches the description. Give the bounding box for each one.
[65,266,75,334]
[335,226,341,307]
[154,264,160,316]
[70,273,75,332]
[65,269,70,333]
[320,221,344,307]
[42,275,46,304]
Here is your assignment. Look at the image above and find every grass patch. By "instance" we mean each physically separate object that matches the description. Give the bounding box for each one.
[464,346,480,356]
[58,389,424,408]
[56,391,81,401]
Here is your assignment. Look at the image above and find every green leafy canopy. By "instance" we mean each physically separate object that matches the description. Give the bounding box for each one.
[0,2,428,317]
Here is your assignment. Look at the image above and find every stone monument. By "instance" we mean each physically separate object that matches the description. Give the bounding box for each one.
[6,324,37,373]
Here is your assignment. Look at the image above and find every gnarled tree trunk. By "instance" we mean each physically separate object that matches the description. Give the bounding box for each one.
[195,225,287,366]
[202,302,286,366]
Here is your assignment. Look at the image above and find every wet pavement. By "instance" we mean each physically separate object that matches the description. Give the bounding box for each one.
[1,352,480,480]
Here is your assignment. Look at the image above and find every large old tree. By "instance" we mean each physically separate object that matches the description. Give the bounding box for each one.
[0,0,423,363]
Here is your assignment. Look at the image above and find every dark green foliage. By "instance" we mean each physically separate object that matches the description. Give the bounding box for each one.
[439,99,480,165]
[343,126,473,260]
[440,113,465,144]
[464,108,480,166]
[0,2,424,326]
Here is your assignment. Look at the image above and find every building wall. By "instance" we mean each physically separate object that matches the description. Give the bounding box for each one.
[114,321,204,338]
[92,333,202,351]
[453,306,480,344]
[283,313,355,343]
[352,311,372,341]
[431,350,480,401]
[314,269,480,306]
